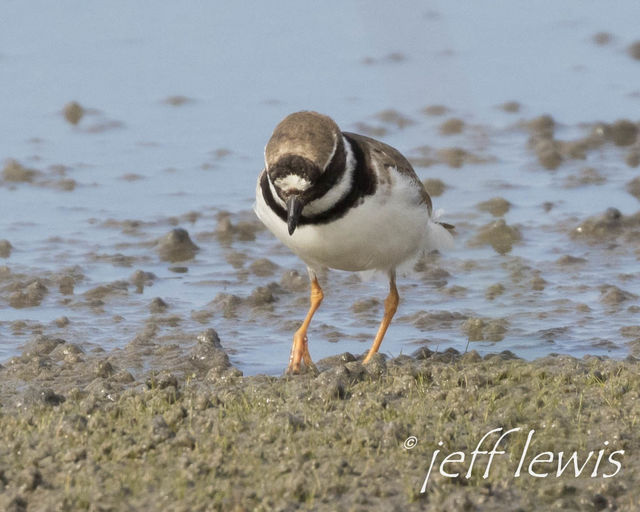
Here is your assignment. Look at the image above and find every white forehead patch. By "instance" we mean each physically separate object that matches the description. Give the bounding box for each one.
[274,174,311,192]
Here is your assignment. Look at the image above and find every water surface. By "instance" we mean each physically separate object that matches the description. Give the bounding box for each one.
[1,1,640,374]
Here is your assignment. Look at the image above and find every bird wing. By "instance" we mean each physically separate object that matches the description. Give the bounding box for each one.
[343,132,433,215]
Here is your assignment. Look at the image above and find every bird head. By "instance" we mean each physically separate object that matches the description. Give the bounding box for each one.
[264,111,345,235]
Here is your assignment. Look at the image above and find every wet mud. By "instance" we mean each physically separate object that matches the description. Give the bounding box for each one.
[156,228,200,263]
[63,102,85,125]
[439,118,465,135]
[469,219,522,255]
[421,178,446,197]
[629,40,640,60]
[476,197,511,217]
[0,337,638,511]
[499,101,521,113]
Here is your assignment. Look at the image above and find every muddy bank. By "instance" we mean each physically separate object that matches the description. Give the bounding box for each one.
[0,334,638,511]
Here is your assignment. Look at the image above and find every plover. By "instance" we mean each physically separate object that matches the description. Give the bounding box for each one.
[255,111,454,373]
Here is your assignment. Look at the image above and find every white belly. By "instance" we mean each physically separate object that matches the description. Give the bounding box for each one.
[255,173,451,273]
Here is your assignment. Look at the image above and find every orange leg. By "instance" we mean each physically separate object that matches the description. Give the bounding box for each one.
[287,276,323,374]
[363,273,399,363]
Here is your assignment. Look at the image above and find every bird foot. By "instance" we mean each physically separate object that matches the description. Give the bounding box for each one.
[286,334,318,375]
[284,360,318,376]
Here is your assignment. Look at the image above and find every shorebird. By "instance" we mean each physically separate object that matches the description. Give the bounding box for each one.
[255,111,453,373]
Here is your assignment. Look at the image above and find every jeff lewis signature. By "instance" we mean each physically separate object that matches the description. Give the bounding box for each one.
[403,427,624,493]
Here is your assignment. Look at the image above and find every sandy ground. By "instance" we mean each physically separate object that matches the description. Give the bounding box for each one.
[0,331,638,511]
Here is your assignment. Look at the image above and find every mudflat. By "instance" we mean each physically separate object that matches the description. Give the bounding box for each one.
[0,333,638,511]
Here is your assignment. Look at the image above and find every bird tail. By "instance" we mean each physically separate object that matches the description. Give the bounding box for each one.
[438,222,455,233]
[427,209,455,251]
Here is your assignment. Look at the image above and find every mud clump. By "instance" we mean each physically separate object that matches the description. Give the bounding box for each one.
[63,101,85,125]
[9,280,48,308]
[437,147,490,168]
[58,275,75,295]
[362,52,405,65]
[2,160,40,183]
[593,32,613,45]
[573,207,618,239]
[56,178,77,191]
[280,269,308,292]
[422,178,446,197]
[409,145,436,168]
[627,177,640,200]
[415,262,451,286]
[150,297,168,313]
[476,197,511,216]
[402,310,467,330]
[600,285,638,306]
[130,269,156,293]
[439,118,464,135]
[563,167,605,188]
[0,239,12,258]
[247,285,277,308]
[352,122,387,138]
[0,264,11,277]
[530,275,547,291]
[208,292,243,318]
[214,214,234,241]
[55,316,70,328]
[190,328,232,377]
[156,228,199,262]
[163,95,194,106]
[628,40,640,60]
[84,280,128,301]
[559,139,589,160]
[608,119,638,146]
[422,104,449,116]
[627,148,640,168]
[89,252,138,267]
[485,283,505,300]
[499,101,521,113]
[351,297,381,315]
[469,219,522,254]
[556,255,587,266]
[24,387,66,406]
[214,213,263,242]
[583,122,611,149]
[234,221,263,241]
[527,114,555,139]
[437,147,467,168]
[534,139,563,169]
[20,335,66,360]
[462,317,509,341]
[524,115,564,169]
[620,325,640,339]
[571,207,640,242]
[224,250,247,269]
[249,258,278,277]
[374,109,415,129]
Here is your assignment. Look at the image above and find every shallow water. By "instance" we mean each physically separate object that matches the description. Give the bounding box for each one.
[1,1,640,375]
